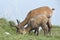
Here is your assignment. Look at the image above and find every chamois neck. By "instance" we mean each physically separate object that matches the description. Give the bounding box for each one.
[25,26,31,32]
[19,16,30,27]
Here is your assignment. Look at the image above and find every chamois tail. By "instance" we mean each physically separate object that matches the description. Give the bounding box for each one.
[52,8,55,10]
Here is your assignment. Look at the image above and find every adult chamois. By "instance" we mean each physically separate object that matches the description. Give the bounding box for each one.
[16,6,55,33]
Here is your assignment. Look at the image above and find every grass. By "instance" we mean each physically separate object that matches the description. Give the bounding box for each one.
[0,18,60,40]
[0,26,60,40]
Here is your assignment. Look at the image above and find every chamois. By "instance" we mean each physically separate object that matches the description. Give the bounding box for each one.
[16,6,54,33]
[19,15,49,36]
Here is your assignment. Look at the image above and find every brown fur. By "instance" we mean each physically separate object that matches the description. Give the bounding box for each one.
[16,6,54,32]
[20,15,49,36]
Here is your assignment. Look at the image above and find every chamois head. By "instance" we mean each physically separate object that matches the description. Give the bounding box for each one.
[16,19,26,34]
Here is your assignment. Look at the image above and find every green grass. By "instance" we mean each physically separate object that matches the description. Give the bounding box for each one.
[0,26,60,40]
[0,18,60,40]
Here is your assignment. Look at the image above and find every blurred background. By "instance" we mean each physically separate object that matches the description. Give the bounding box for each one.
[0,0,60,26]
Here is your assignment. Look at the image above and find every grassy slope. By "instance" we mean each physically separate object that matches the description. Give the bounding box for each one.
[0,18,60,40]
[0,26,60,40]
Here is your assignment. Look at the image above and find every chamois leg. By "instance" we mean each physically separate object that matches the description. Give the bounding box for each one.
[47,19,52,34]
[42,24,48,36]
[34,30,36,35]
[36,28,39,36]
[35,28,39,36]
[29,28,31,34]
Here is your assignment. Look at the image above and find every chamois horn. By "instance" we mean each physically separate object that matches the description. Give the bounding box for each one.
[16,19,20,25]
